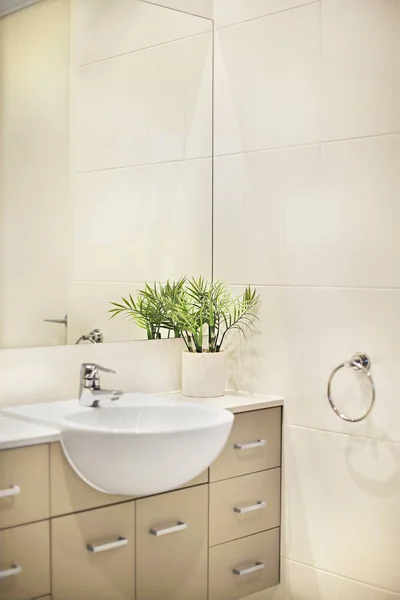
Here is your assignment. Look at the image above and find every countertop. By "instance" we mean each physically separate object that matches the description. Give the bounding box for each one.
[0,391,283,451]
[0,416,59,450]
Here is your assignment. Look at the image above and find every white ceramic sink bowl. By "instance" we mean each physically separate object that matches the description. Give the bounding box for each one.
[3,394,234,496]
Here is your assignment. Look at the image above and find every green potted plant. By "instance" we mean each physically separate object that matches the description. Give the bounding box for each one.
[109,277,260,398]
[168,277,260,398]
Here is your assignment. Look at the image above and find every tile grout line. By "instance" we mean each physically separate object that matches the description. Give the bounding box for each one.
[284,558,399,595]
[215,0,321,32]
[215,132,400,161]
[77,28,212,69]
[285,422,400,446]
[75,155,211,175]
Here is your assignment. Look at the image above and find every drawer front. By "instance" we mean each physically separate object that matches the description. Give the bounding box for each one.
[209,468,281,546]
[136,484,208,600]
[0,445,50,529]
[50,443,128,516]
[209,528,280,600]
[0,521,50,600]
[52,502,135,600]
[210,408,281,482]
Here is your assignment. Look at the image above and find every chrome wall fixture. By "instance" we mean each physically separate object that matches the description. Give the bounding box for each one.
[75,328,103,345]
[327,352,376,423]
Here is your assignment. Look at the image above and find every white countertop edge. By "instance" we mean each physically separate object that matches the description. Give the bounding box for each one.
[0,416,60,451]
[0,391,283,450]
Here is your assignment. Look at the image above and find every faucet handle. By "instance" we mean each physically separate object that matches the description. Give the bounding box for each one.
[80,363,116,380]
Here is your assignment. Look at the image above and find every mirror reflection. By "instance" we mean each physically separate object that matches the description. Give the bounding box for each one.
[0,0,213,349]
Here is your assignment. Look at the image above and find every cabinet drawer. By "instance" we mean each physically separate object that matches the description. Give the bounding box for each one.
[209,528,280,600]
[0,521,50,600]
[52,502,135,600]
[50,443,128,516]
[210,408,281,482]
[209,468,281,546]
[136,485,208,600]
[0,445,49,529]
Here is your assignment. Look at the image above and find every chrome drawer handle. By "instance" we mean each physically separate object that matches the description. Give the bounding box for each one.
[149,521,188,537]
[233,562,265,576]
[0,564,22,579]
[234,439,266,450]
[234,500,266,514]
[86,536,128,553]
[0,485,20,499]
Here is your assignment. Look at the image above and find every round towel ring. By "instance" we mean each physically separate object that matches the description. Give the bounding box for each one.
[327,352,376,423]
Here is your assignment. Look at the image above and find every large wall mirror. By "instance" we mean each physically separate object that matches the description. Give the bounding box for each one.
[0,0,213,349]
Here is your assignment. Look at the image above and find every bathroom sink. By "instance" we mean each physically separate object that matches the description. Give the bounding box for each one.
[2,394,234,496]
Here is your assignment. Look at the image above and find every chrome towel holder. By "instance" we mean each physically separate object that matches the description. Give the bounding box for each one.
[327,352,376,423]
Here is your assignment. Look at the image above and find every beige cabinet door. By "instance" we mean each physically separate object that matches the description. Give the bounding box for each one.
[209,468,281,546]
[50,443,129,516]
[209,528,280,600]
[52,502,135,600]
[0,521,51,600]
[136,485,208,600]
[210,407,282,482]
[0,445,49,529]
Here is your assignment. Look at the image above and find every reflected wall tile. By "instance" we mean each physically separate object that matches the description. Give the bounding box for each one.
[73,158,212,282]
[214,4,320,156]
[72,0,212,66]
[141,0,213,19]
[68,282,147,345]
[72,32,212,171]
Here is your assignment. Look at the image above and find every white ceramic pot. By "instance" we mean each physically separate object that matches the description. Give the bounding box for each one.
[182,351,226,398]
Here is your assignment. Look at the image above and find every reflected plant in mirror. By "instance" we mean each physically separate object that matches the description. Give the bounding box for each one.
[108,279,186,340]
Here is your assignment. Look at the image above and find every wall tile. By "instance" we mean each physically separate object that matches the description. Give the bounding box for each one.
[141,0,213,19]
[73,158,212,282]
[213,145,321,286]
[214,0,318,29]
[68,282,147,344]
[322,0,397,141]
[215,136,399,288]
[283,425,400,592]
[72,0,212,66]
[321,135,398,288]
[72,32,212,172]
[0,339,183,407]
[214,4,320,156]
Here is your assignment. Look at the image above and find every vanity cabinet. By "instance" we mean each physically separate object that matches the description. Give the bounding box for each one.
[0,406,282,600]
[0,521,51,600]
[52,502,135,600]
[0,445,49,529]
[136,485,208,600]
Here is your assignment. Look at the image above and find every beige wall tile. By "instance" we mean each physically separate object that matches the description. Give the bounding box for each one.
[72,0,212,66]
[283,425,400,592]
[322,0,397,140]
[214,0,318,29]
[214,4,320,156]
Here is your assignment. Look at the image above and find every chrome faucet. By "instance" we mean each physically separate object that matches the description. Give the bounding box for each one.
[79,363,123,407]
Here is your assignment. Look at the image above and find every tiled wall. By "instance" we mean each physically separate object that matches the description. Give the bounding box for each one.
[68,0,213,344]
[213,1,400,598]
